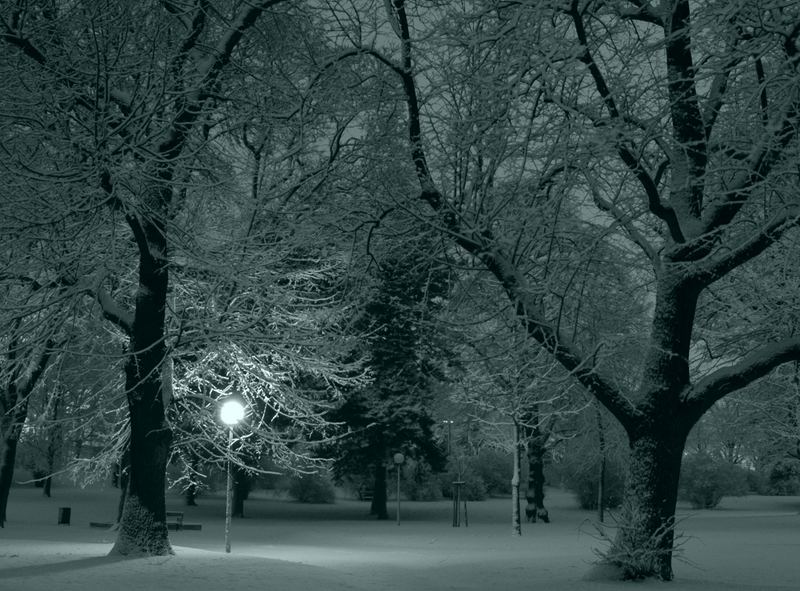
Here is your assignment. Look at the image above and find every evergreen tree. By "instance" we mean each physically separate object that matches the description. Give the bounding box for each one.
[332,238,447,518]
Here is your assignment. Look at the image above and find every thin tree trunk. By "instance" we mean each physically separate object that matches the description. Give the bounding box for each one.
[185,482,198,507]
[43,389,62,498]
[596,404,606,523]
[511,421,521,536]
[525,428,549,524]
[233,466,249,518]
[370,461,389,519]
[116,449,130,524]
[0,337,54,526]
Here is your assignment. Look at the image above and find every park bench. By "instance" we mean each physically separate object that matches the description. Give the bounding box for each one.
[90,510,201,531]
[166,511,184,530]
[357,484,373,501]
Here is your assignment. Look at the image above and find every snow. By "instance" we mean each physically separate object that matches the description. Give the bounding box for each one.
[1,485,798,590]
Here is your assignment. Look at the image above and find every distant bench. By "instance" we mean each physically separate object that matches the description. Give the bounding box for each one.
[89,511,202,531]
[166,511,184,530]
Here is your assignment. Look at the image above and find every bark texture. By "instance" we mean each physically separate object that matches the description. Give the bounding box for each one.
[525,426,549,524]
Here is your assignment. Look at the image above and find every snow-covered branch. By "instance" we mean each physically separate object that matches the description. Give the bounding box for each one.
[686,337,800,418]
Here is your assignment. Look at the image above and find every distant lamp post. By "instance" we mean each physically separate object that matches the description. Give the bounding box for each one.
[393,452,405,525]
[220,399,245,553]
[442,420,454,456]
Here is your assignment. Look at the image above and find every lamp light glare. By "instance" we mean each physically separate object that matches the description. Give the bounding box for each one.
[220,400,245,425]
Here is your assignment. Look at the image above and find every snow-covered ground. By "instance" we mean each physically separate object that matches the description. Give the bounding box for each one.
[1,484,798,590]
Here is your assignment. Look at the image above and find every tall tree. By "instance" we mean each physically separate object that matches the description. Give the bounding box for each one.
[331,234,447,519]
[0,316,56,526]
[1,0,291,555]
[322,0,800,579]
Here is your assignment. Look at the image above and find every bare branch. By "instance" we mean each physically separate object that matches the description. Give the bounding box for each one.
[619,1,663,26]
[568,1,684,243]
[378,1,639,428]
[590,188,659,267]
[702,22,800,233]
[468,247,639,429]
[176,0,209,71]
[1,15,47,65]
[702,52,743,140]
[686,337,800,417]
[693,208,800,286]
[94,284,134,336]
[664,0,707,226]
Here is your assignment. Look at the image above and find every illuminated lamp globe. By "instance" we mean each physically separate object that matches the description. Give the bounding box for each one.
[220,399,245,426]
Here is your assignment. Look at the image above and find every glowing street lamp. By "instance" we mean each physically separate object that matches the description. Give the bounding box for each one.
[220,399,245,553]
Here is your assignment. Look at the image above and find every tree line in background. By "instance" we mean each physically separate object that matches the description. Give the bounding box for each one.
[2,0,800,582]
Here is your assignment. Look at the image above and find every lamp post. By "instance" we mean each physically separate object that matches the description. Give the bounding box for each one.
[393,452,405,525]
[220,399,245,554]
[442,420,453,457]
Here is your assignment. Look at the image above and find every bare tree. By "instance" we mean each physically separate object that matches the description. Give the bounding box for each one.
[320,0,800,579]
[2,0,293,555]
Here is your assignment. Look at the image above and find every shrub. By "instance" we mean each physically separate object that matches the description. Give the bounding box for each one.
[678,453,748,509]
[552,456,626,510]
[470,448,513,496]
[402,460,443,501]
[745,467,769,495]
[767,459,800,495]
[439,472,488,501]
[595,502,685,581]
[288,473,336,504]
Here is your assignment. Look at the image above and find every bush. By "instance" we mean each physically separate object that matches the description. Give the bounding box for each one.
[439,472,488,501]
[552,456,626,510]
[678,453,748,509]
[767,459,800,495]
[288,473,336,504]
[469,448,513,496]
[403,460,443,501]
[573,468,625,511]
[595,501,685,580]
[745,467,769,495]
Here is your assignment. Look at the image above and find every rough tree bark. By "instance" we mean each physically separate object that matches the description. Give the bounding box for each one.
[525,427,549,524]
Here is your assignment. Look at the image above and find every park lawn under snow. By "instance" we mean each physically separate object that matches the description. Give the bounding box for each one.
[0,485,798,591]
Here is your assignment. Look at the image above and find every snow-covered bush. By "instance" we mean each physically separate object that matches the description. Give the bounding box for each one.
[767,460,800,495]
[288,473,336,504]
[678,453,748,509]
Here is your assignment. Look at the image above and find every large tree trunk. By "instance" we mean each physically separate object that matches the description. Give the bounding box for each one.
[610,424,690,581]
[110,213,173,556]
[600,269,699,579]
[370,462,389,519]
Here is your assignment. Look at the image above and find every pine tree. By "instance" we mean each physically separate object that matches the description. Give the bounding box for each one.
[332,239,447,518]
